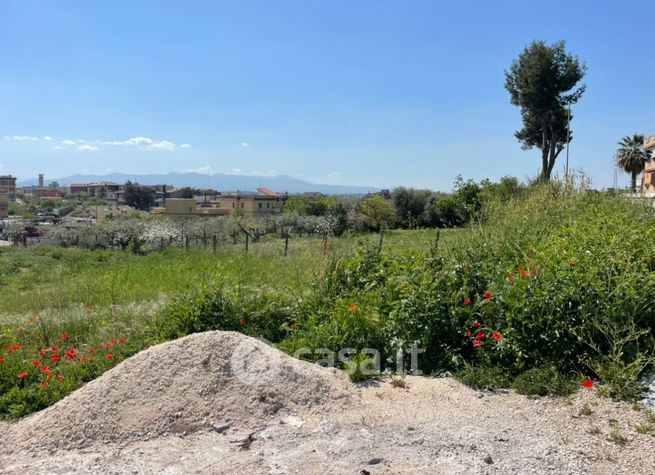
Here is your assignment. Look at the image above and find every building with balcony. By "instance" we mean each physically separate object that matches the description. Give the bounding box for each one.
[152,188,284,217]
[0,175,17,202]
[642,135,655,194]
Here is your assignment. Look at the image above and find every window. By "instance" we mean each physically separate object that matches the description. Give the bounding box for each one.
[240,202,244,208]
[267,202,270,208]
[232,202,235,208]
[258,203,262,209]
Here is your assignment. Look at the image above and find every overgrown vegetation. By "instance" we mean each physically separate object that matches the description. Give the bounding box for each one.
[2,180,655,419]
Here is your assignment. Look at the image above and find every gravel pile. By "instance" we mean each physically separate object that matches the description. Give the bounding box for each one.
[5,331,353,450]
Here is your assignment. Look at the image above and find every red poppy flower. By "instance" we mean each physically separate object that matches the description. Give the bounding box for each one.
[484,291,492,301]
[473,340,481,348]
[65,349,77,359]
[51,346,60,352]
[57,374,65,381]
[88,358,94,364]
[88,348,96,354]
[118,338,126,345]
[108,338,116,347]
[465,331,472,338]
[492,331,503,342]
[60,332,70,340]
[33,360,42,367]
[18,372,28,379]
[40,381,49,389]
[81,357,87,363]
[106,354,113,360]
[582,379,593,389]
[239,319,246,327]
[472,322,482,329]
[463,297,471,305]
[0,357,4,364]
[41,367,52,378]
[51,354,60,363]
[11,345,21,351]
[348,304,358,313]
[475,332,486,341]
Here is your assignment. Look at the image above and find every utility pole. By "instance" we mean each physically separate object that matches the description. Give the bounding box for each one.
[565,103,571,181]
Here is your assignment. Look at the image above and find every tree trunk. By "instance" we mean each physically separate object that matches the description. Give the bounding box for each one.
[631,172,638,193]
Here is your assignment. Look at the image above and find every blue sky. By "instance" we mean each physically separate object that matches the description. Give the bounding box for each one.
[1,0,653,190]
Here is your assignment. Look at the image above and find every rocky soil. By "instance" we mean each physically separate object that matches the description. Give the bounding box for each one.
[1,331,654,474]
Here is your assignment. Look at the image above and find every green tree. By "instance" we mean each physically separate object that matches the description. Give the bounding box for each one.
[359,194,395,231]
[123,182,155,211]
[615,134,649,193]
[505,40,587,181]
[392,187,433,228]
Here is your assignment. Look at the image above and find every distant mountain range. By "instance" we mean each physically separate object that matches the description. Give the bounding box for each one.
[17,172,379,195]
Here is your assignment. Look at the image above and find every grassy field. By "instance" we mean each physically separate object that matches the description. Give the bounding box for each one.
[0,229,444,315]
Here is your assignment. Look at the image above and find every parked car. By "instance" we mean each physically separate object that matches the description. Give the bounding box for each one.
[24,226,41,238]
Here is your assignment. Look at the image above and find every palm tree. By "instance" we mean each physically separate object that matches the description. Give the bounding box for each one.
[615,134,649,193]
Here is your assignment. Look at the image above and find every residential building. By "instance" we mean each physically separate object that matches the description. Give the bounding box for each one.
[642,135,655,194]
[152,189,284,217]
[0,193,8,218]
[152,198,229,217]
[0,175,17,202]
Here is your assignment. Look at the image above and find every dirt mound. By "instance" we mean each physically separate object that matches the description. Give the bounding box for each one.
[8,331,354,450]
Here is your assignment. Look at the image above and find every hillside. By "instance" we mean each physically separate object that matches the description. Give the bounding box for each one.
[17,172,379,195]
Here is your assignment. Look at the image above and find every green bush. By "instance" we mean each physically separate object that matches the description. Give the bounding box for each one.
[511,365,577,397]
[455,364,511,391]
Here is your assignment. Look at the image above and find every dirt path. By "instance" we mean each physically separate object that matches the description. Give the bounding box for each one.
[1,332,654,474]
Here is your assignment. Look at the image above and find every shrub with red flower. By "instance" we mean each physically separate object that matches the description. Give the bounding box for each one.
[473,340,481,348]
[60,332,70,340]
[582,379,593,389]
[463,297,471,305]
[51,354,60,363]
[40,381,49,389]
[65,349,77,359]
[32,360,42,367]
[348,304,358,313]
[57,374,65,381]
[0,357,4,364]
[492,331,503,342]
[475,332,486,341]
[484,291,492,301]
[18,372,28,379]
[106,354,113,360]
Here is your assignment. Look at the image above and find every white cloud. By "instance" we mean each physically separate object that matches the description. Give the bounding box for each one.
[5,133,188,153]
[240,142,249,147]
[188,166,214,175]
[53,145,64,150]
[149,140,175,151]
[106,136,177,151]
[78,144,98,152]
